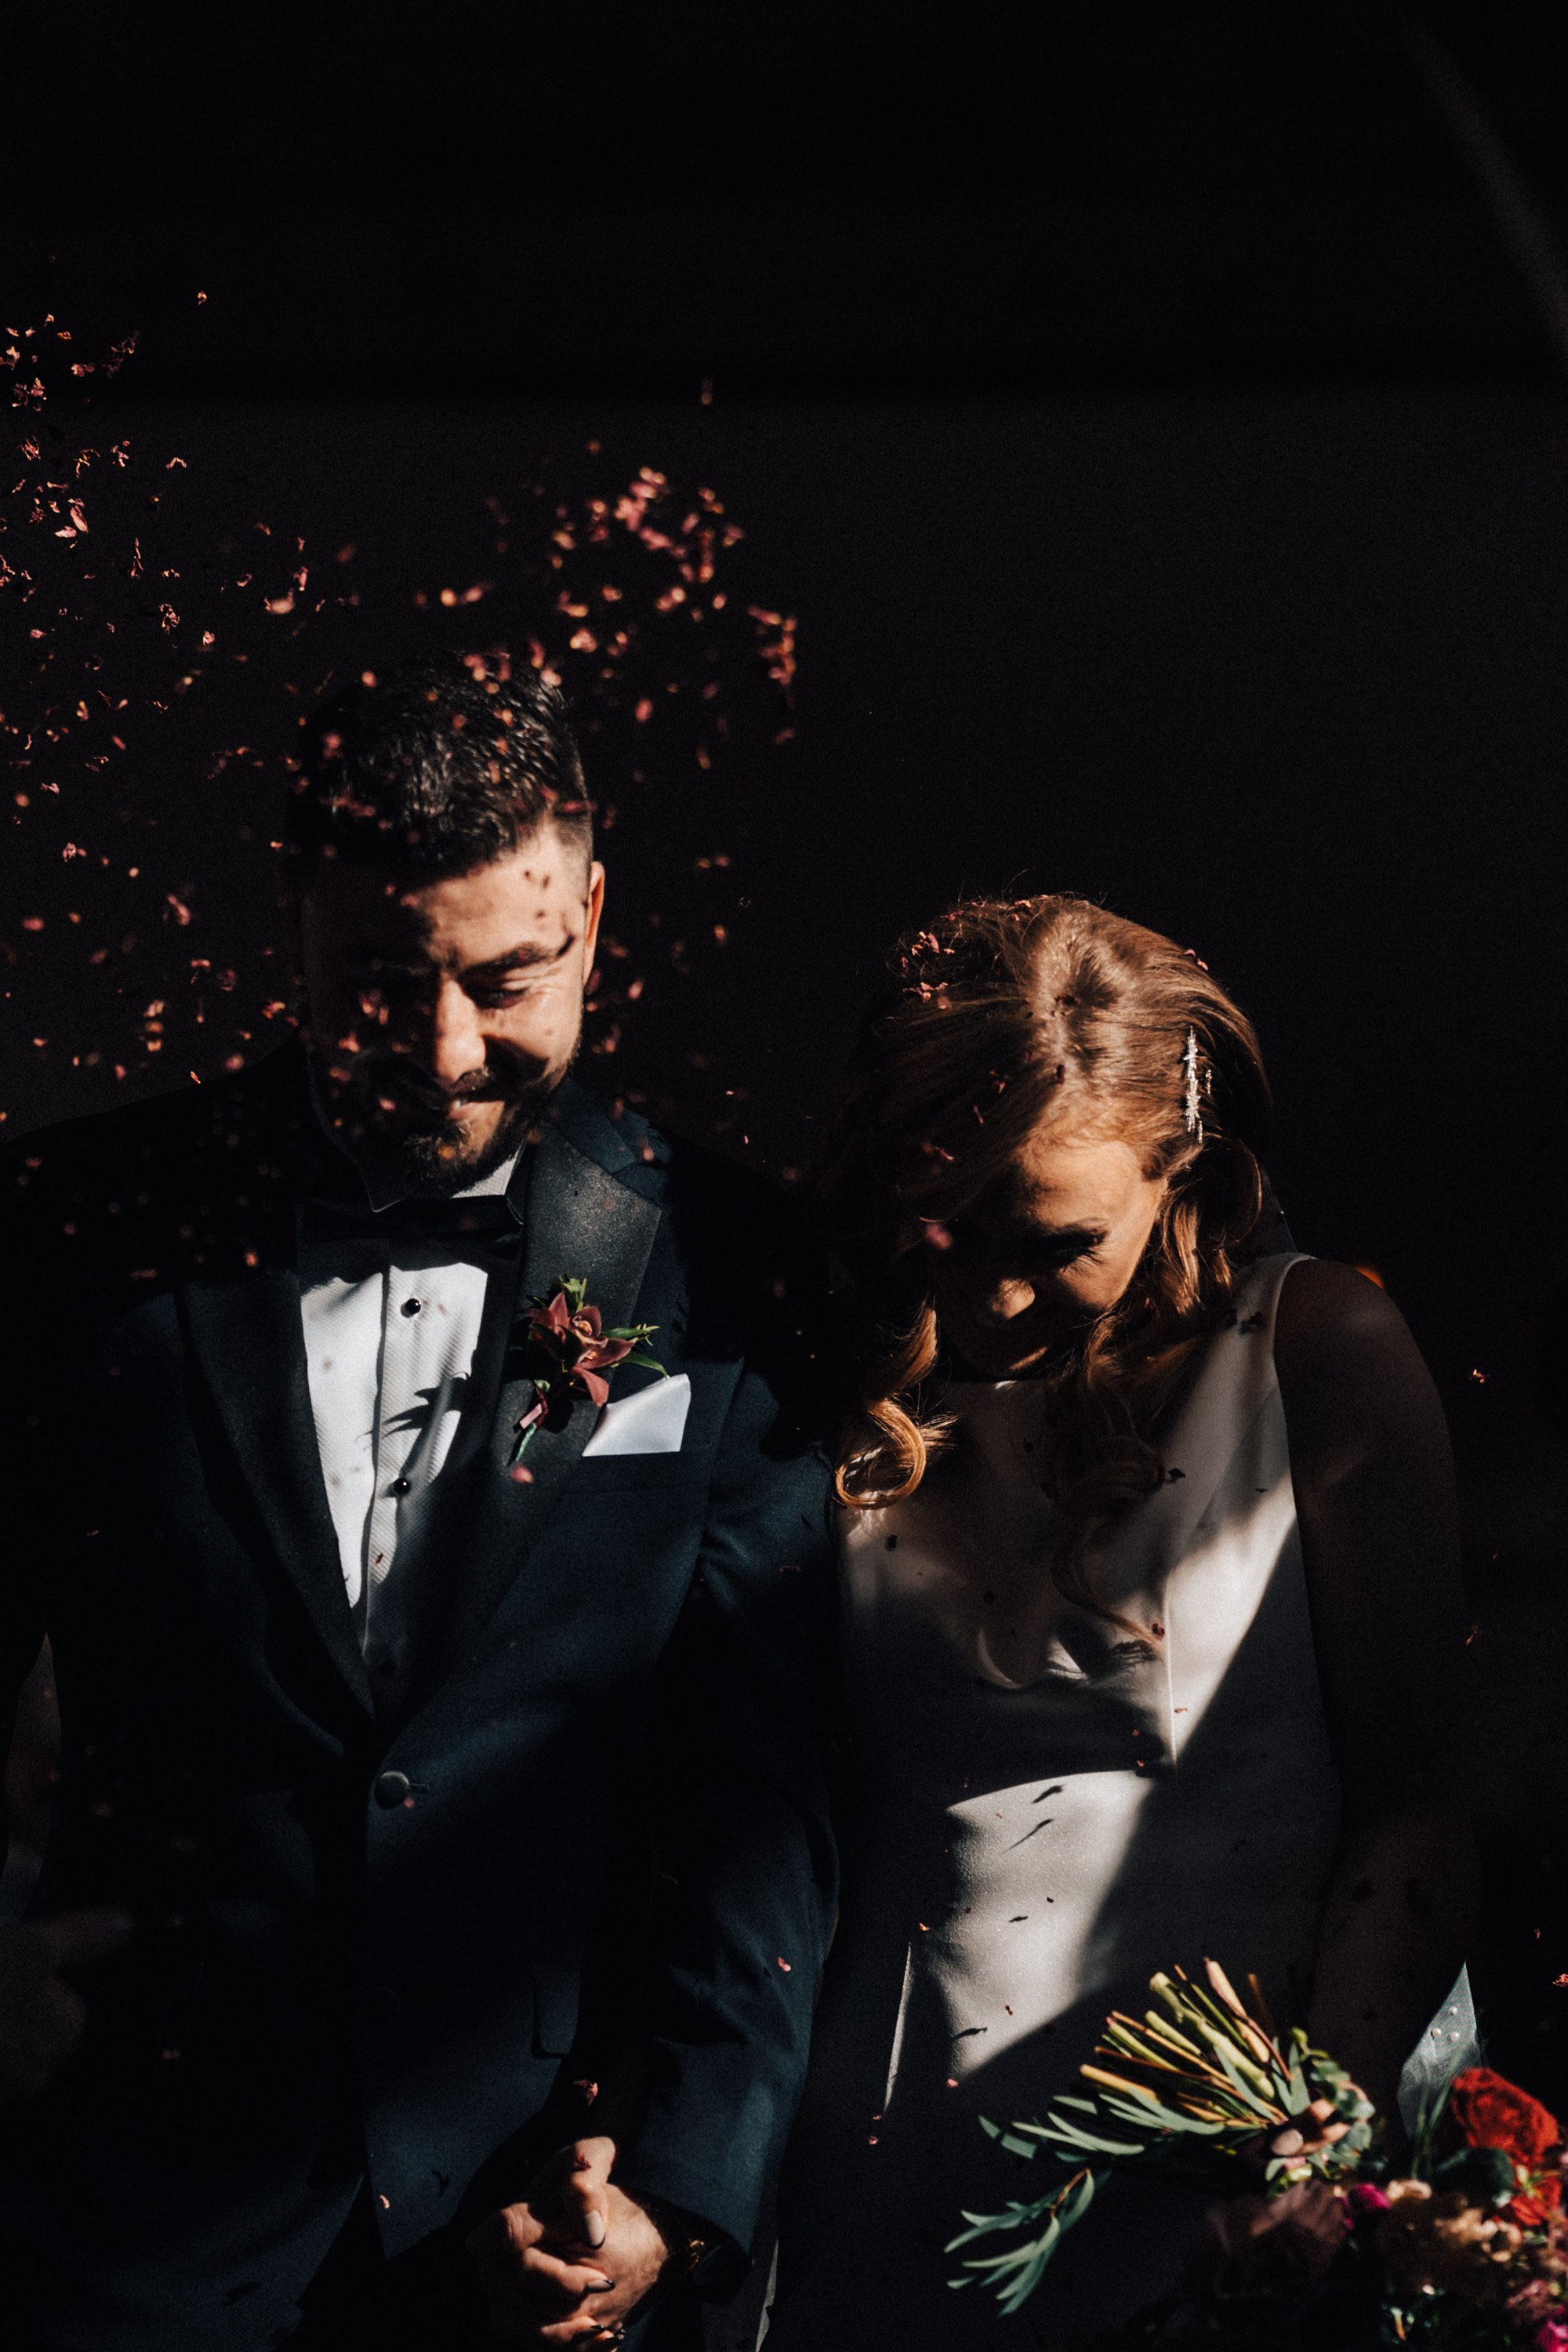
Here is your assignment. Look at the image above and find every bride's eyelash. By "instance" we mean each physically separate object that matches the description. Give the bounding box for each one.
[943,1221,1103,1267]
[1035,1236,1102,1269]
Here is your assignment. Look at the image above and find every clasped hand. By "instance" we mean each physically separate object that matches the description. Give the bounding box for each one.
[467,2136,677,2345]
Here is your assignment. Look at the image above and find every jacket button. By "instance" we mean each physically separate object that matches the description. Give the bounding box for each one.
[367,1984,402,2022]
[374,1769,412,1808]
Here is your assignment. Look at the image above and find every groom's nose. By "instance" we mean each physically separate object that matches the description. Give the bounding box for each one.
[411,975,488,1089]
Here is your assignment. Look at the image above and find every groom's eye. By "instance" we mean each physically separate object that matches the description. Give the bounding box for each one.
[470,975,542,1007]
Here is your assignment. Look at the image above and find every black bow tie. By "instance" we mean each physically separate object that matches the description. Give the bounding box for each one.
[301,1191,523,1249]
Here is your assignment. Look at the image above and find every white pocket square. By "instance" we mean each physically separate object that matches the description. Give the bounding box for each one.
[582,1373,691,1458]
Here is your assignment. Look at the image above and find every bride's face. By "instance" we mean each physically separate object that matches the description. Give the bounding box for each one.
[927,1120,1168,1378]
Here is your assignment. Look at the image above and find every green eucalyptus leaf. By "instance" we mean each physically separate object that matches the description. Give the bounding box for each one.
[964,2235,1054,2276]
[947,2190,1066,2248]
[1058,2170,1098,2229]
[1286,2042,1309,2114]
[948,2164,1101,2307]
[1043,2118,1149,2158]
[1105,2093,1222,2132]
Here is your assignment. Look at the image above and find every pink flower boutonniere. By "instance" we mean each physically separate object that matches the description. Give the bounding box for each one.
[507,1276,663,1468]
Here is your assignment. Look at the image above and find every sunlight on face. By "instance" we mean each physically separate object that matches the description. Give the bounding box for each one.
[927,1123,1167,1377]
[296,829,604,1195]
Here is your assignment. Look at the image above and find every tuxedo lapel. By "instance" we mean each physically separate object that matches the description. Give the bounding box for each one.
[429,1106,663,1675]
[498,1116,665,1494]
[179,1265,375,1718]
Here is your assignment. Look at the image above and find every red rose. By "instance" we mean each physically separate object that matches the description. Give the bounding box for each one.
[1446,2068,1560,2168]
[1510,2167,1563,2229]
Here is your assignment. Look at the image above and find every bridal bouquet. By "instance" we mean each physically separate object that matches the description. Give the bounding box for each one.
[949,1960,1568,2347]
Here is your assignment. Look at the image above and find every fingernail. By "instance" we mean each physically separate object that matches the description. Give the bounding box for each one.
[584,2212,606,2248]
[585,2278,616,2294]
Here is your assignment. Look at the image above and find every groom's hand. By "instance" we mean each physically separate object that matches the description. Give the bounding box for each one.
[0,1907,133,2100]
[466,2136,673,2343]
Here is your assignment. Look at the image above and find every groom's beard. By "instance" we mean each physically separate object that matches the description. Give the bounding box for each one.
[311,1041,570,1200]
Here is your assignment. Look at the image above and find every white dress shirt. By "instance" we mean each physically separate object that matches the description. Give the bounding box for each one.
[299,1152,521,1660]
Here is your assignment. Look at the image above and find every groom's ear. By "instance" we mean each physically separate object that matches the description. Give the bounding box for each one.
[583,859,606,974]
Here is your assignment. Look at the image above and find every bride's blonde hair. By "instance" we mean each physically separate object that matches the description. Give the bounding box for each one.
[818,895,1272,1606]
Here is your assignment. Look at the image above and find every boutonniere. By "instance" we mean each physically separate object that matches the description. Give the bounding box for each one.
[507,1275,664,1470]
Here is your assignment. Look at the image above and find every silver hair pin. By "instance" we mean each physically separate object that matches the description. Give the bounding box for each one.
[1183,1028,1203,1141]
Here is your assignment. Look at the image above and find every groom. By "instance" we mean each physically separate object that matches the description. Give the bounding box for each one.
[0,655,837,2348]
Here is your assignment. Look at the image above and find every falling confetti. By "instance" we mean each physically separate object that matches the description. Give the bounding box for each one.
[2,309,797,1146]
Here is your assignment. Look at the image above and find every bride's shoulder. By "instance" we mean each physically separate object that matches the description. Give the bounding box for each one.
[1271,1258,1448,1464]
[1273,1256,1412,1355]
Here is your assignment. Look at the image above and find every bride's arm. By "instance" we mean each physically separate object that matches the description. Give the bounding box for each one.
[1274,1256,1477,2127]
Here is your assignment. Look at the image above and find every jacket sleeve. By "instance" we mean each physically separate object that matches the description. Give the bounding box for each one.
[607,1357,840,2271]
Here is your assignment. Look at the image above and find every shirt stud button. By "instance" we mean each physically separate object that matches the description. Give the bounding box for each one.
[374,1769,412,1808]
[401,1297,422,1317]
[390,1476,411,1496]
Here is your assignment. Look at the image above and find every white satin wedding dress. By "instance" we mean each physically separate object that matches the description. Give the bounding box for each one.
[762,1252,1474,2350]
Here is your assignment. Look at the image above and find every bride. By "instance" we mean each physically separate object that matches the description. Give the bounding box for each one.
[763,895,1475,2347]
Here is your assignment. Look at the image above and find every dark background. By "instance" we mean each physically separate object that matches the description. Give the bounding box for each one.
[5,0,1568,2206]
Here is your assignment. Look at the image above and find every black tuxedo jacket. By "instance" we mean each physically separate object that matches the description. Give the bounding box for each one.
[0,1047,837,2347]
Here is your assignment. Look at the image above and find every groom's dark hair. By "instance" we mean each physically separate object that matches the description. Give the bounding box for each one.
[286,651,592,880]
